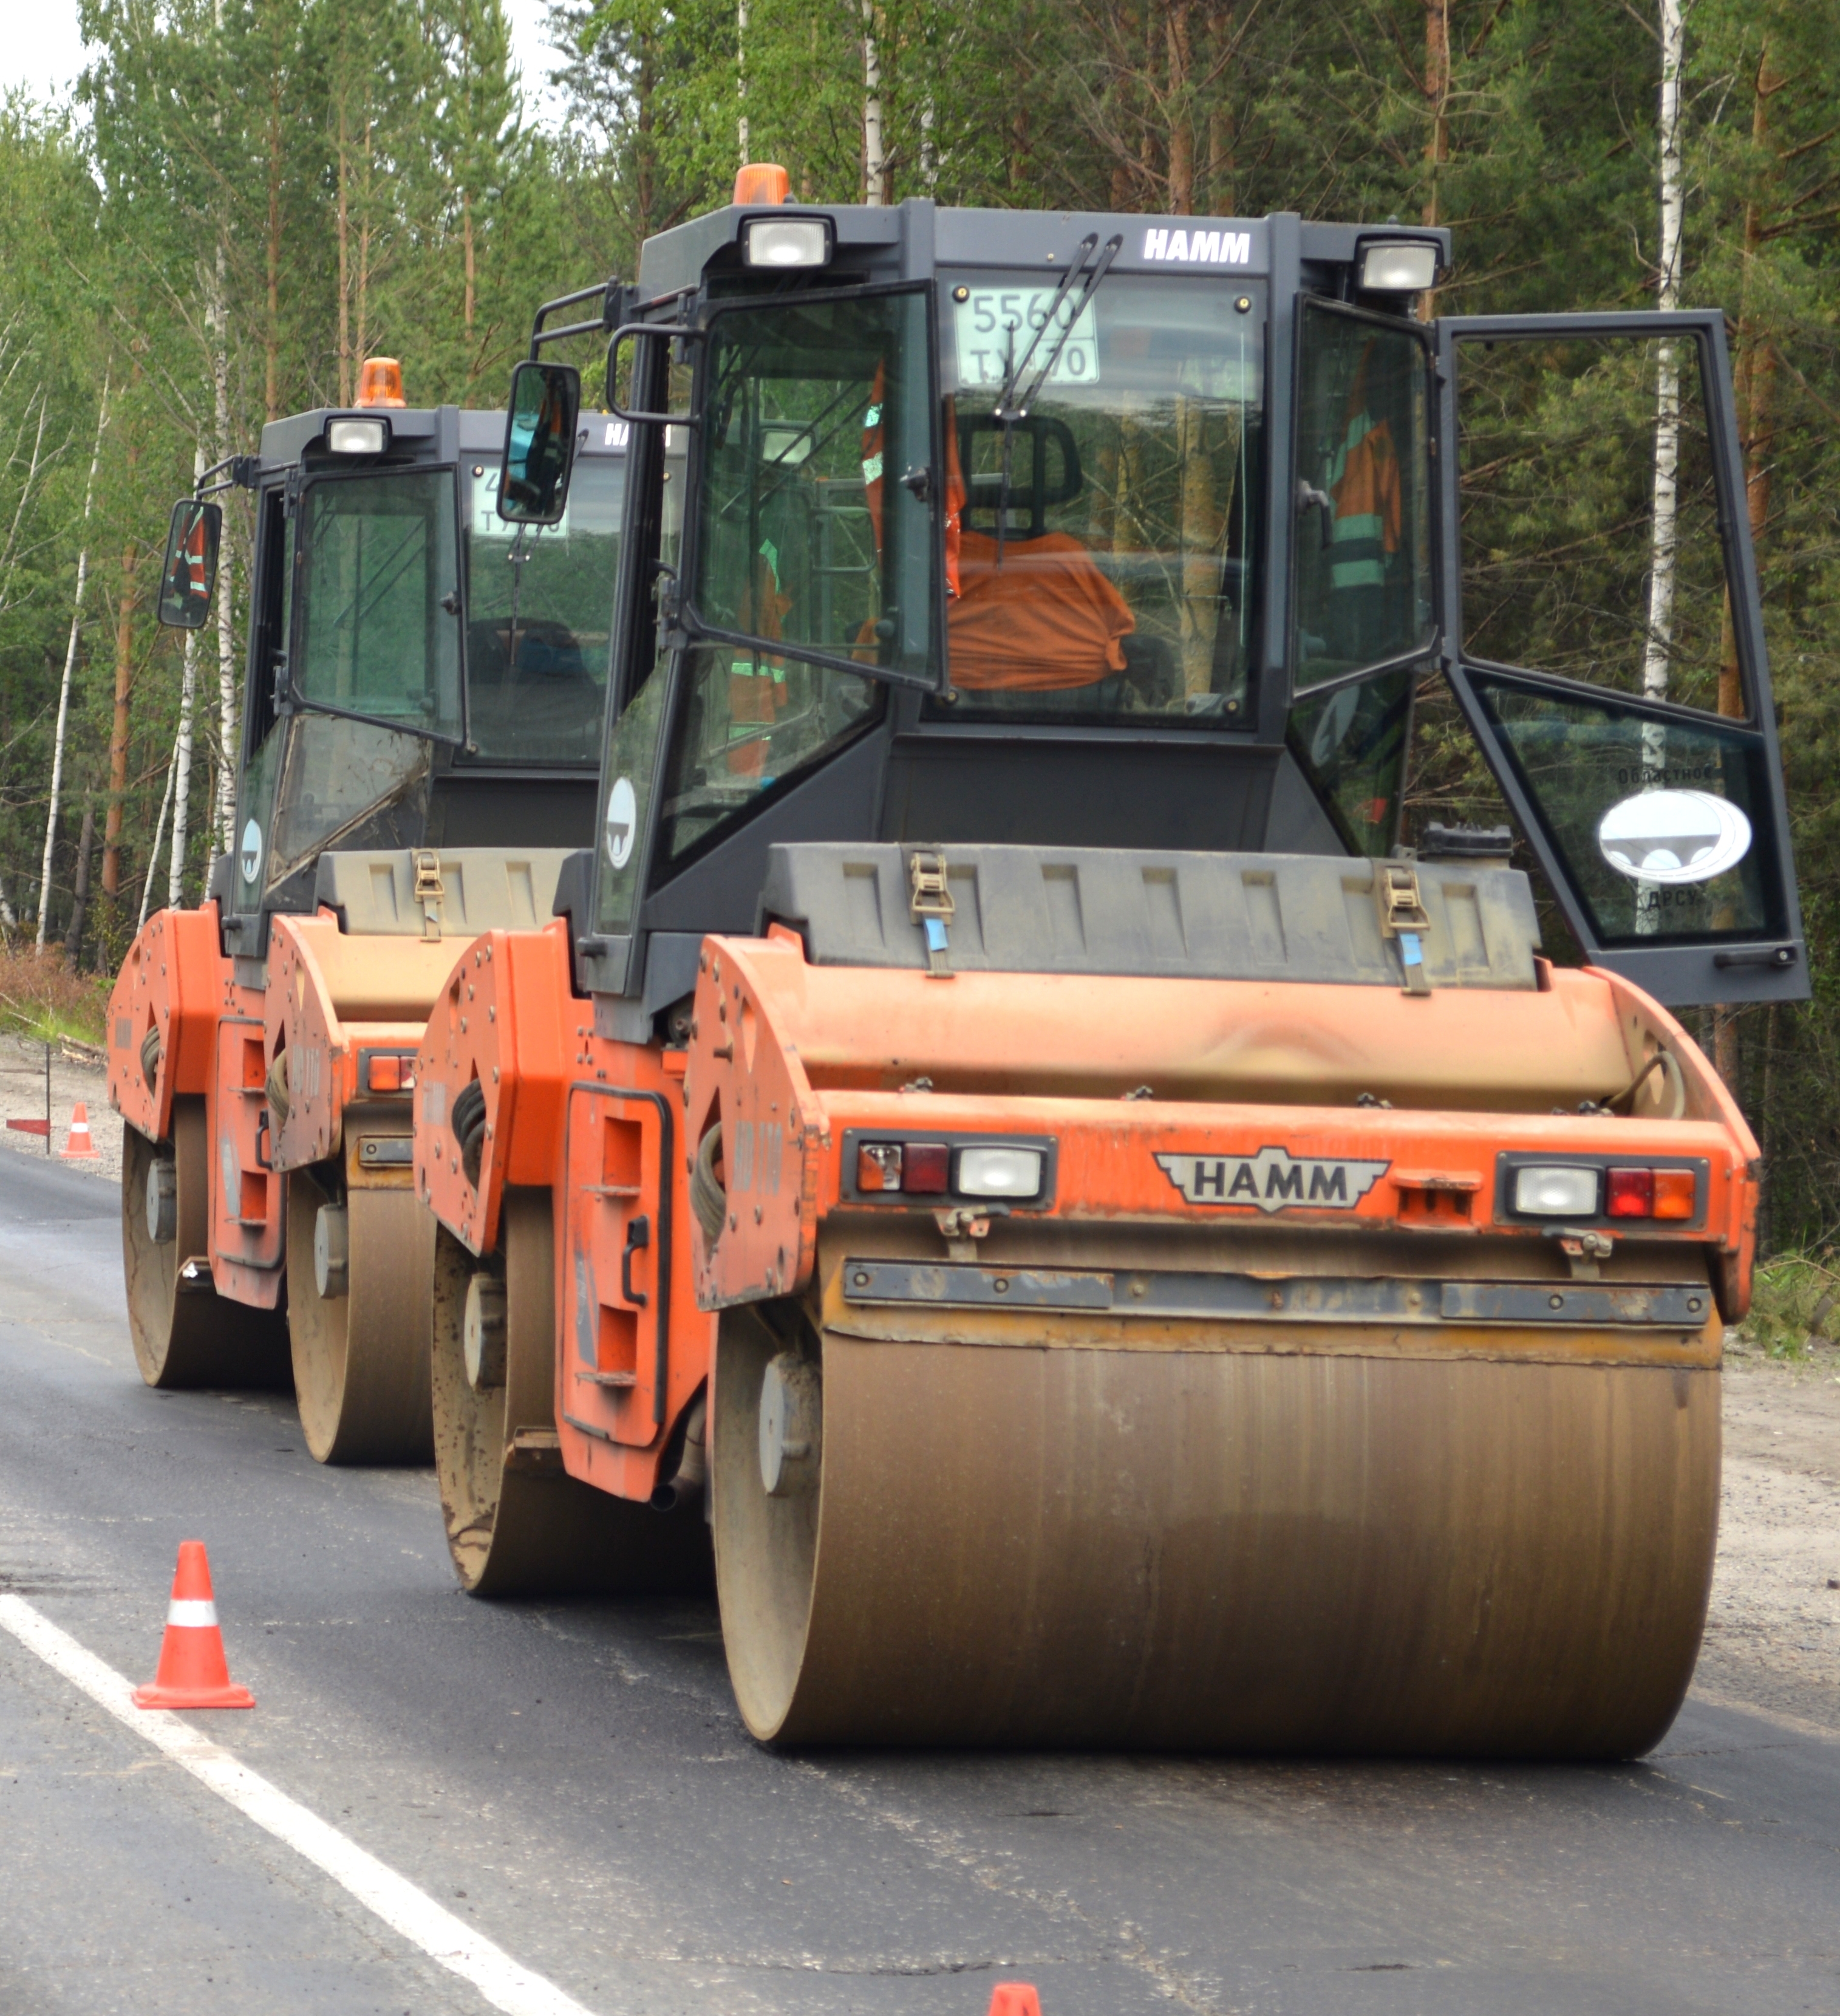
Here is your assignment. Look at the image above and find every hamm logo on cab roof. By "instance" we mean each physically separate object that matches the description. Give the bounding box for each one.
[1142,227,1252,265]
[1156,1146,1389,1212]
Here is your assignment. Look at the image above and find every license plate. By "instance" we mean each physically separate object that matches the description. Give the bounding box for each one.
[953,289,1101,391]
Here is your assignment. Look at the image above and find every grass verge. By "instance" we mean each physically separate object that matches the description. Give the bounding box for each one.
[0,945,112,1049]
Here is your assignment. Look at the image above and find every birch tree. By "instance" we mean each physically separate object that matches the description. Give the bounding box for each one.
[38,376,109,952]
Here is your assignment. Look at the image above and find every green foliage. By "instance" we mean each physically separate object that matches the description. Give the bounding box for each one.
[1734,1249,1840,1361]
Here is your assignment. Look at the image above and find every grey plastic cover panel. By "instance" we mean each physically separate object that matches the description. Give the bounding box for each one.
[760,844,1541,989]
[315,848,576,937]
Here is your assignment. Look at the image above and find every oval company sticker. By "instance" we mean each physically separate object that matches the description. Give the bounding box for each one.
[605,776,638,871]
[239,818,264,886]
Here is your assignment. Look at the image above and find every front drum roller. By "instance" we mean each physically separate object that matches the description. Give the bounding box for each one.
[287,1170,435,1464]
[432,1189,712,1597]
[121,1098,289,1388]
[714,1310,1720,1756]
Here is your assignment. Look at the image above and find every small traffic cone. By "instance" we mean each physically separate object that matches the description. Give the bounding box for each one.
[987,1989,1042,2016]
[61,1101,98,1160]
[132,1541,255,1709]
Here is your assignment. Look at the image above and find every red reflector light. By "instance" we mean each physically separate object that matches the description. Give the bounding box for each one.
[369,1054,403,1093]
[904,1142,950,1194]
[858,1142,902,1192]
[1653,1169,1696,1219]
[1606,1167,1654,1217]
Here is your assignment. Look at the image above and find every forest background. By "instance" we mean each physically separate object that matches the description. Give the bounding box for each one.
[0,0,1835,1251]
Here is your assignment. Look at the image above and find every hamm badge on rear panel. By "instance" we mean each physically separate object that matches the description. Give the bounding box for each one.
[1157,1146,1390,1212]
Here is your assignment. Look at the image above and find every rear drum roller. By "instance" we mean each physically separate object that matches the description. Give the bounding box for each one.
[432,1189,712,1597]
[287,1169,434,1464]
[713,1311,1720,1757]
[121,1098,288,1389]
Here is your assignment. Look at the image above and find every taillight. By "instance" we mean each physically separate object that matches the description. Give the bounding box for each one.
[364,1051,417,1095]
[855,1140,949,1194]
[853,1137,1047,1203]
[1607,1166,1696,1220]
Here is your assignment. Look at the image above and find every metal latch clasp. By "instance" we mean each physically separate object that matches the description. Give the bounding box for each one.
[412,849,445,941]
[908,849,955,977]
[1375,859,1431,995]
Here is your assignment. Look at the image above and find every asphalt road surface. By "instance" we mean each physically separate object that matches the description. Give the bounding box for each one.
[2,1149,1836,2016]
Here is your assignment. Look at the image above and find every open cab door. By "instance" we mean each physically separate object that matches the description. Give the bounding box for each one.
[1433,310,1805,1006]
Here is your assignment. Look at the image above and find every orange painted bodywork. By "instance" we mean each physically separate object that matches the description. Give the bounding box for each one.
[415,920,704,1499]
[413,920,1761,1514]
[108,900,496,1310]
[681,936,1757,1312]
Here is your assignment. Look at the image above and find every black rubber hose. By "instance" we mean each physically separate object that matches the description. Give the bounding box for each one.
[452,1078,488,1187]
[690,1123,726,1246]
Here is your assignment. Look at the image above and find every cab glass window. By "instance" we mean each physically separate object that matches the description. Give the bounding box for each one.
[267,717,432,887]
[1473,676,1781,944]
[692,289,933,683]
[926,274,1263,725]
[1293,303,1433,689]
[295,470,462,738]
[657,644,879,872]
[1289,668,1411,857]
[465,454,624,764]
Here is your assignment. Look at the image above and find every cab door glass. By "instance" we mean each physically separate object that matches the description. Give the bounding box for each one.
[295,470,462,738]
[1457,334,1729,711]
[1448,324,1790,956]
[691,288,935,683]
[1293,302,1434,689]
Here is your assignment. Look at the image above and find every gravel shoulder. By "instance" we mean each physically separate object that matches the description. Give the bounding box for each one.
[0,1033,123,1182]
[1694,1339,1840,1733]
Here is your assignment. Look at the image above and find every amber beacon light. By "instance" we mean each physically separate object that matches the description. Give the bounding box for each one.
[356,356,407,409]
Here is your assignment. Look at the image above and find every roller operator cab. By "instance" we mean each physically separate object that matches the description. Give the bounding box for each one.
[416,189,1803,1755]
[109,361,629,1464]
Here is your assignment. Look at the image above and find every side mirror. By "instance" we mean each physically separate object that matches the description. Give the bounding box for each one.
[499,359,581,525]
[155,499,223,629]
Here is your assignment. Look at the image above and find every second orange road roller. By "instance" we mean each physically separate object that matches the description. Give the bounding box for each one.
[414,177,1805,1751]
[109,345,628,1461]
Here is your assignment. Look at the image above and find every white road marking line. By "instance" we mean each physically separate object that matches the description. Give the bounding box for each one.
[0,1594,599,2016]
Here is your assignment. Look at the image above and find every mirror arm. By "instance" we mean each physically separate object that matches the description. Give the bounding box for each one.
[195,453,262,499]
[528,278,630,357]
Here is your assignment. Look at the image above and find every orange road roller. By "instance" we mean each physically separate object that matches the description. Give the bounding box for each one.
[414,185,1805,1752]
[111,343,628,1461]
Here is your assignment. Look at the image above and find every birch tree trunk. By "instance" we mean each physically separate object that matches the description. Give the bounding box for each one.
[737,0,749,168]
[861,2,885,205]
[38,374,109,953]
[208,239,239,855]
[1636,0,1684,937]
[139,734,179,931]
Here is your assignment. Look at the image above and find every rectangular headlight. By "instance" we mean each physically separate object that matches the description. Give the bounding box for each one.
[956,1146,1044,1200]
[1360,242,1439,293]
[1512,1164,1601,1217]
[327,417,389,454]
[744,217,832,269]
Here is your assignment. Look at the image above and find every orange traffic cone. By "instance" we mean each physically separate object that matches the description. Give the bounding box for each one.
[132,1541,256,1709]
[61,1101,98,1159]
[987,1989,1042,2016]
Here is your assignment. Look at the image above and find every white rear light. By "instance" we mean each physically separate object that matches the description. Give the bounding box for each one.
[1513,1164,1601,1217]
[956,1146,1044,1200]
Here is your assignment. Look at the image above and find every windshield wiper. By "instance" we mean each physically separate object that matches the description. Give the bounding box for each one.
[990,230,1122,564]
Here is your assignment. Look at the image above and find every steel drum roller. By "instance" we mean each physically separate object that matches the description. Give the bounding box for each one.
[715,1311,1719,1754]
